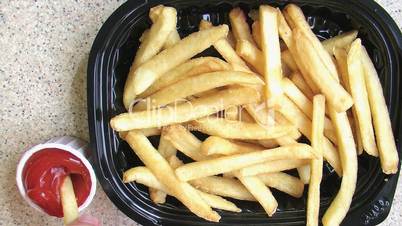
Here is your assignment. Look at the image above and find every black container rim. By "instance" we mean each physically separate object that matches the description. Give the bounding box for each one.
[87,0,402,225]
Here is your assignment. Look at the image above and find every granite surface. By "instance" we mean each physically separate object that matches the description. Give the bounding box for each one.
[0,0,401,225]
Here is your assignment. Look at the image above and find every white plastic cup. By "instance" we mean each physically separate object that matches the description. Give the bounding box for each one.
[16,136,97,216]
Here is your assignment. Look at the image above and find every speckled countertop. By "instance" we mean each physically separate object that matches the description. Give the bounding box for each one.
[0,0,401,225]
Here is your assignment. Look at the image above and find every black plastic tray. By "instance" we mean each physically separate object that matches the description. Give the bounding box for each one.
[87,0,402,225]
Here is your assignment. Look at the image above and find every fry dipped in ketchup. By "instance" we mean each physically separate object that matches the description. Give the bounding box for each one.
[22,148,91,219]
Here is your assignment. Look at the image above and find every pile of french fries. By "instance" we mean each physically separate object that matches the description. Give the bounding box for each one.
[110,4,399,225]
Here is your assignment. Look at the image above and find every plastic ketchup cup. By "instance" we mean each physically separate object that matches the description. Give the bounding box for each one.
[16,136,97,218]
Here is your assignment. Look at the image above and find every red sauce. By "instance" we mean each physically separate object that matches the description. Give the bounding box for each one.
[22,148,91,217]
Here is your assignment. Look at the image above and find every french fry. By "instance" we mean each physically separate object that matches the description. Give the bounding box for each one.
[119,127,161,140]
[235,173,278,216]
[292,53,321,95]
[118,132,127,140]
[198,191,242,213]
[277,8,293,44]
[163,31,181,49]
[167,155,183,168]
[123,167,154,184]
[236,39,264,74]
[148,4,164,21]
[199,20,251,72]
[238,159,309,176]
[361,46,399,173]
[284,4,340,82]
[138,57,230,98]
[123,167,241,212]
[257,139,280,149]
[228,139,264,147]
[333,47,363,154]
[258,172,305,198]
[190,117,293,140]
[175,143,317,181]
[235,39,292,79]
[163,124,208,161]
[149,128,177,204]
[282,78,337,143]
[60,176,79,226]
[193,89,222,98]
[290,72,315,100]
[123,6,177,108]
[347,114,363,155]
[139,29,150,43]
[133,71,263,110]
[227,31,236,49]
[229,7,256,46]
[277,96,342,175]
[252,21,262,48]
[131,6,177,69]
[281,49,298,72]
[127,25,228,98]
[141,127,162,137]
[307,95,325,226]
[347,39,378,156]
[333,48,351,90]
[124,131,220,221]
[322,30,358,54]
[260,5,283,107]
[297,165,311,185]
[149,188,166,204]
[159,128,177,157]
[282,30,358,58]
[294,29,353,112]
[201,136,264,155]
[148,4,181,49]
[282,7,295,28]
[276,8,321,95]
[272,9,289,41]
[190,176,255,201]
[112,87,261,131]
[322,105,358,226]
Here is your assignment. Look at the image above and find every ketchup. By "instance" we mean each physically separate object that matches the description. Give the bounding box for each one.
[22,148,91,217]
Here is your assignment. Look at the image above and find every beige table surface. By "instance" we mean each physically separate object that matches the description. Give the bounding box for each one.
[0,0,401,225]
